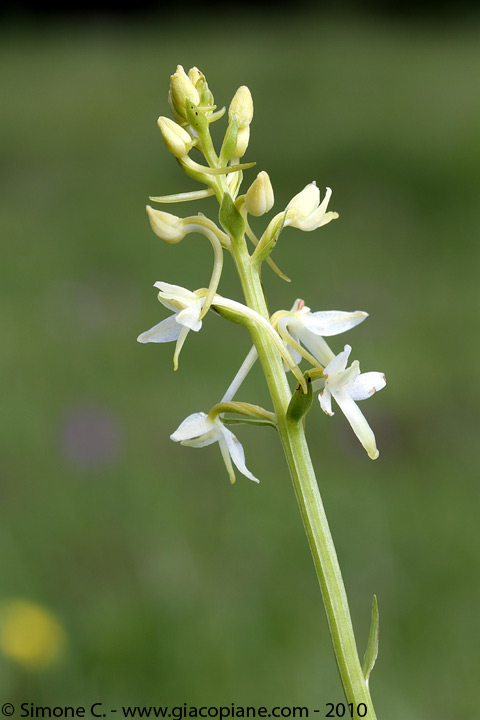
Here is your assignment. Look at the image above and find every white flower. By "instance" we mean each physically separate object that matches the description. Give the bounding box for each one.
[285,182,338,232]
[137,282,203,369]
[137,282,304,384]
[138,281,307,387]
[277,299,368,367]
[170,412,260,484]
[319,345,386,460]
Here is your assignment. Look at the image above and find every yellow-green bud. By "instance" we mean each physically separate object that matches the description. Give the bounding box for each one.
[146,206,186,243]
[157,116,194,158]
[229,86,253,128]
[245,171,274,216]
[232,125,250,159]
[169,65,200,119]
[187,66,204,87]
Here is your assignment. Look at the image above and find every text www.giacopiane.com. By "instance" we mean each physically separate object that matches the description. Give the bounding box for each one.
[122,706,308,719]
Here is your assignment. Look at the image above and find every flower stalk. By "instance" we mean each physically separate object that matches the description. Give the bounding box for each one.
[227,221,377,716]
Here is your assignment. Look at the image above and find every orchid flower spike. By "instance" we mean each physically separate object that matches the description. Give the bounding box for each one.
[137,282,204,370]
[285,183,338,232]
[170,412,260,484]
[276,299,368,368]
[319,344,386,460]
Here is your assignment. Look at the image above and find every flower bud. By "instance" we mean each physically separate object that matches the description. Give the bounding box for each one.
[157,116,194,158]
[146,206,186,243]
[245,171,274,216]
[169,65,200,119]
[232,126,250,159]
[187,66,203,87]
[229,86,253,128]
[187,67,215,110]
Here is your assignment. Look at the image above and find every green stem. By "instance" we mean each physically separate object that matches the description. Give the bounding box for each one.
[229,233,377,719]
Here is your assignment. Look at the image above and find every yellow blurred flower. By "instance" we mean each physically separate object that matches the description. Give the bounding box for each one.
[0,599,66,670]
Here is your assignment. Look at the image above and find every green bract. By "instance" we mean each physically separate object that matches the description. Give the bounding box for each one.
[219,192,245,241]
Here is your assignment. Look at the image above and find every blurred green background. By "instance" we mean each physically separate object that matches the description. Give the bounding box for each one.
[1,10,479,720]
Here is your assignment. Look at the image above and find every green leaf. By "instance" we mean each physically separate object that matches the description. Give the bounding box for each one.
[362,595,379,686]
[286,373,313,423]
[219,192,245,241]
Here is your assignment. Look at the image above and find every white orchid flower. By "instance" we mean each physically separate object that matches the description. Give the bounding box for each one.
[276,299,368,368]
[137,282,203,370]
[170,412,260,484]
[319,344,386,460]
[138,283,305,386]
[285,182,338,232]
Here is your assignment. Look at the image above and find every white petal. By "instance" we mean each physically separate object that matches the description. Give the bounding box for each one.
[175,303,202,331]
[154,281,198,305]
[137,314,182,343]
[287,182,320,217]
[331,360,361,392]
[217,434,237,484]
[284,315,307,336]
[324,345,351,378]
[297,328,335,367]
[333,390,379,459]
[170,412,218,445]
[319,387,333,415]
[222,426,260,483]
[294,211,338,232]
[318,186,333,212]
[304,310,368,337]
[312,210,339,228]
[349,372,386,401]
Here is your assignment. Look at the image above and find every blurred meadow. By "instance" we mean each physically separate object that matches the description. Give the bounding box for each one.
[1,10,480,719]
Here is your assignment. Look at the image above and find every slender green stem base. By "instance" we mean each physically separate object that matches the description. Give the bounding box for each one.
[230,234,377,719]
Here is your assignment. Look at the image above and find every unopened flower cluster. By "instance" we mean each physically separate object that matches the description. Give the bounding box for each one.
[138,65,386,482]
